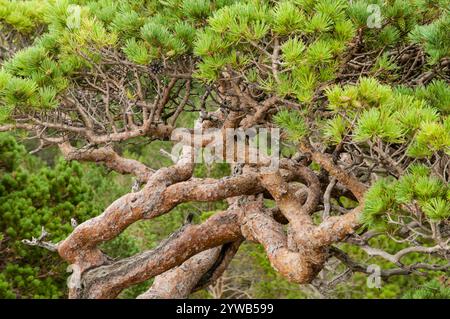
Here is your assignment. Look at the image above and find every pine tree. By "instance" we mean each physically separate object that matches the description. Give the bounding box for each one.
[0,0,448,299]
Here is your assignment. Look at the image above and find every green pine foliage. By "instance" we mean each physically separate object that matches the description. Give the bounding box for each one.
[409,11,450,64]
[347,0,446,48]
[1,0,447,118]
[361,163,449,229]
[274,76,449,251]
[0,0,237,121]
[403,279,450,299]
[0,133,104,298]
[410,80,450,114]
[321,77,449,157]
[193,0,356,101]
[0,0,47,33]
[274,109,308,142]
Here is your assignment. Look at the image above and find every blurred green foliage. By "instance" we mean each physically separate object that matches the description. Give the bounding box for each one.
[0,132,101,298]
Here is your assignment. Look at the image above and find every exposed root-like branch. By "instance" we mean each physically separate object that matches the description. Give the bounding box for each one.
[137,247,222,299]
[71,204,246,298]
[299,141,367,201]
[59,142,154,182]
[330,246,450,279]
[193,240,243,292]
[240,199,324,283]
[22,226,57,252]
[58,146,195,273]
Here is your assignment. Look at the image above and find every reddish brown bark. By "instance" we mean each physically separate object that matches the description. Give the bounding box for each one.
[72,205,245,298]
[137,247,222,299]
[51,138,367,298]
[299,141,367,201]
[59,142,154,182]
